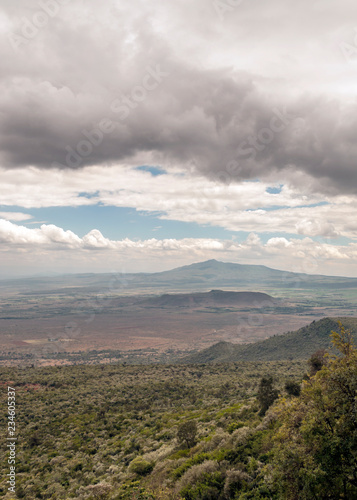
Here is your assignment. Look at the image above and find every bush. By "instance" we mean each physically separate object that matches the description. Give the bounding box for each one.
[178,461,223,499]
[86,481,112,499]
[223,469,251,498]
[172,453,211,480]
[227,422,244,434]
[128,456,154,476]
[285,381,301,397]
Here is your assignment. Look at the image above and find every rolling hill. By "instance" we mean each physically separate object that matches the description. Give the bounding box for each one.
[181,317,357,363]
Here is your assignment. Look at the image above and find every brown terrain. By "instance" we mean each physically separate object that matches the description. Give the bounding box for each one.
[0,289,354,365]
[1,260,357,365]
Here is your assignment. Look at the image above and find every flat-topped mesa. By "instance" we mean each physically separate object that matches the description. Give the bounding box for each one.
[140,290,277,308]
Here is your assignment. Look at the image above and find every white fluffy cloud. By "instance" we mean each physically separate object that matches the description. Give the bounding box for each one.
[1,219,357,277]
[0,211,32,221]
[0,219,81,247]
[1,165,357,240]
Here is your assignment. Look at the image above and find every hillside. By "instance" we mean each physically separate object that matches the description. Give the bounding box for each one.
[1,339,356,499]
[181,317,357,363]
[0,359,306,499]
[140,290,277,308]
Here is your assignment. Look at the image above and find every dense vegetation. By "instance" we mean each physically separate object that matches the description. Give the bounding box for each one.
[0,324,356,499]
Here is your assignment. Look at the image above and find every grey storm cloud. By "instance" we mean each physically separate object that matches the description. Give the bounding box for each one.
[1,0,357,195]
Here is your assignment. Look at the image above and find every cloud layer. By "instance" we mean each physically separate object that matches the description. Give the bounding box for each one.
[1,218,357,277]
[1,0,356,277]
[1,165,357,240]
[1,0,357,194]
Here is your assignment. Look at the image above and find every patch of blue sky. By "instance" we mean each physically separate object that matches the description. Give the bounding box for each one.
[135,165,167,176]
[311,235,352,245]
[245,205,290,212]
[247,201,330,212]
[297,201,329,209]
[265,184,283,194]
[0,205,238,241]
[78,191,100,199]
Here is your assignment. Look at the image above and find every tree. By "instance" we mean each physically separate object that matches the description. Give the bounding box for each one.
[177,420,198,448]
[257,376,279,416]
[285,381,301,397]
[308,348,327,375]
[272,323,357,499]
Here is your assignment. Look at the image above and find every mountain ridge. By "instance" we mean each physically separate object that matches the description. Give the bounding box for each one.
[180,317,357,363]
[1,259,357,293]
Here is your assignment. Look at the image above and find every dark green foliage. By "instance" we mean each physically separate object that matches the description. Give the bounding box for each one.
[177,420,198,448]
[180,471,225,499]
[257,376,279,415]
[284,380,301,397]
[307,348,327,375]
[272,324,357,499]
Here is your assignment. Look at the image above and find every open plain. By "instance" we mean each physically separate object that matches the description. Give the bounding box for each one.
[1,261,357,365]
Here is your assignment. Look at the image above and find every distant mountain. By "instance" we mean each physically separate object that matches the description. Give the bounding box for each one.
[132,259,357,290]
[143,259,298,287]
[181,317,357,363]
[1,259,357,294]
[140,289,277,308]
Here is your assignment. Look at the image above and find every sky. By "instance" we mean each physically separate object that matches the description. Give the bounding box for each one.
[1,0,357,277]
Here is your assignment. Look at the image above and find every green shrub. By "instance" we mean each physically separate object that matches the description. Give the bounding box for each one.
[227,421,245,434]
[180,471,224,499]
[172,453,211,479]
[128,456,154,476]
